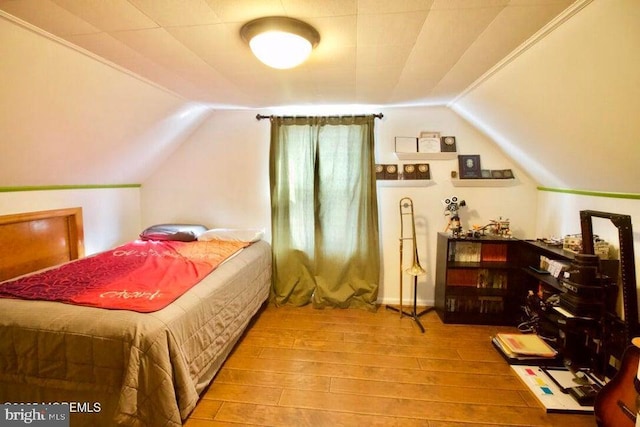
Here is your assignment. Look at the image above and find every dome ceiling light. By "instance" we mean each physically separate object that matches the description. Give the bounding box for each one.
[240,16,320,69]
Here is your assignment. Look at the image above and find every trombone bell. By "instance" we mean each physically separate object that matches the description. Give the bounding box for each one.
[405,263,426,276]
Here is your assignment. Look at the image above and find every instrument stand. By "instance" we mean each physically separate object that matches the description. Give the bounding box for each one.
[386,276,433,333]
[388,197,432,333]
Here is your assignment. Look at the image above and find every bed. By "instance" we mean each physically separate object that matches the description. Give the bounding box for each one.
[0,207,271,426]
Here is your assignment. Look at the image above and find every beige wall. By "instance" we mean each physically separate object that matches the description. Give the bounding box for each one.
[536,190,640,316]
[0,188,141,255]
[1,0,637,309]
[141,106,539,305]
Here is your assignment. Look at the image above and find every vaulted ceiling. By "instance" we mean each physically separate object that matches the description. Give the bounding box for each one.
[0,0,575,108]
[1,0,637,194]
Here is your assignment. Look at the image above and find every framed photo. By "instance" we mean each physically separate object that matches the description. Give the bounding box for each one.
[403,164,417,180]
[418,137,440,153]
[384,164,398,180]
[458,155,482,179]
[491,170,504,179]
[481,169,492,179]
[416,163,430,180]
[375,164,398,180]
[394,137,418,153]
[440,136,457,152]
[420,131,440,139]
[502,169,514,179]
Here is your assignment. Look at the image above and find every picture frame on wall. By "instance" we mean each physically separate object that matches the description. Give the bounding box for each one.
[375,164,399,180]
[403,164,417,180]
[395,137,418,153]
[491,170,504,179]
[420,131,440,139]
[418,137,440,153]
[458,155,482,179]
[440,136,457,152]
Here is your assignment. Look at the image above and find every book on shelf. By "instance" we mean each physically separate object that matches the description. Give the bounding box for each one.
[478,296,503,314]
[481,243,508,262]
[494,333,557,358]
[446,268,478,286]
[449,241,481,262]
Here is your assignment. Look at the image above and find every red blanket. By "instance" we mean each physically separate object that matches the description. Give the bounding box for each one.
[0,239,249,312]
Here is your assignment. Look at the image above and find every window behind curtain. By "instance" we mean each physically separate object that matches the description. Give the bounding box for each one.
[269,115,380,310]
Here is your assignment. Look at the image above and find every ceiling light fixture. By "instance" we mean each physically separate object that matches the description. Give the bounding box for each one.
[240,16,320,70]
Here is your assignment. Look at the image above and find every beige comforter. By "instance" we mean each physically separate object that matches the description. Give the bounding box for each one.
[0,240,271,426]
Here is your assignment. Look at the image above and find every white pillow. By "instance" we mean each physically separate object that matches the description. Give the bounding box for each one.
[197,228,264,243]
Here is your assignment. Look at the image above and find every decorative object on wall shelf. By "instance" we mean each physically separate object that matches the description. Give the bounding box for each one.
[375,164,399,180]
[394,137,418,153]
[394,131,457,159]
[416,164,430,180]
[481,169,491,178]
[440,136,457,152]
[376,163,431,183]
[418,130,440,153]
[386,164,398,179]
[418,137,440,153]
[403,164,416,179]
[490,169,515,179]
[491,170,504,179]
[458,154,482,179]
[395,151,457,160]
[402,163,430,180]
[419,131,440,139]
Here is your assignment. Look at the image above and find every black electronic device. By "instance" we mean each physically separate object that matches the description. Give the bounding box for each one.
[568,383,600,406]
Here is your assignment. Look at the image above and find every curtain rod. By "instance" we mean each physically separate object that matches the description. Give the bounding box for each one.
[256,113,383,120]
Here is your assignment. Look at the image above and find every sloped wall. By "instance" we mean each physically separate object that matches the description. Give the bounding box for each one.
[0,13,212,252]
[450,0,640,313]
[452,0,640,194]
[0,13,209,187]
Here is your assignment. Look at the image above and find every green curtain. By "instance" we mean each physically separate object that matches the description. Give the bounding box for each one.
[269,115,380,310]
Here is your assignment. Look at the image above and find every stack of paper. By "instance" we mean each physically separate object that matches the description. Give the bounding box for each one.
[494,333,558,358]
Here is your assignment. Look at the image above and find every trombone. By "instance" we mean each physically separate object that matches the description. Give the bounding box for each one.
[386,197,433,333]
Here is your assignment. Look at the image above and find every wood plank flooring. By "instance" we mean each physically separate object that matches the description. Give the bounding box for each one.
[185,304,596,426]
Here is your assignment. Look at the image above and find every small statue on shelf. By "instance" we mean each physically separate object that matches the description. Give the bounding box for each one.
[471,217,512,238]
[442,196,466,237]
[492,217,511,237]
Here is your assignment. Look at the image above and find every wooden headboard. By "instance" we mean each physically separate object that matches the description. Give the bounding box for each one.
[0,207,84,282]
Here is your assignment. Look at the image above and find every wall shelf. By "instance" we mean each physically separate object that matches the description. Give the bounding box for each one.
[376,180,433,187]
[451,178,517,187]
[394,152,457,161]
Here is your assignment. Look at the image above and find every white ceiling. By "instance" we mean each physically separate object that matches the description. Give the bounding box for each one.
[0,0,576,108]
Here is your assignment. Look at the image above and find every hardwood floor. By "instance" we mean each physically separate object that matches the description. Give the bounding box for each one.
[185,304,596,426]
